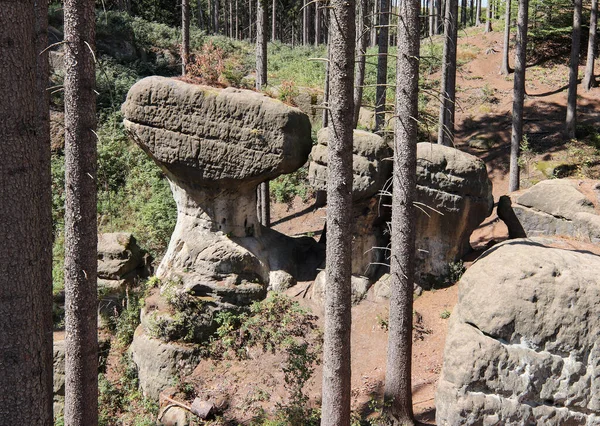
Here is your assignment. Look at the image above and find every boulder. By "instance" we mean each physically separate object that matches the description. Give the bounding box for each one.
[415,143,493,283]
[508,179,600,244]
[53,339,65,417]
[122,76,323,353]
[308,128,392,201]
[436,239,600,425]
[97,232,145,281]
[129,327,200,400]
[311,270,371,305]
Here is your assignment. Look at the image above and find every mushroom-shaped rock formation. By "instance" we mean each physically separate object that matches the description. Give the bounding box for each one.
[415,143,493,283]
[308,128,392,279]
[122,76,319,325]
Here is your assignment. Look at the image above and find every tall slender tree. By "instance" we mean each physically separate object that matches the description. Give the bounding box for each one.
[0,1,53,423]
[508,0,529,192]
[321,0,356,424]
[63,0,99,423]
[375,0,390,131]
[315,0,322,44]
[182,0,190,75]
[354,0,370,127]
[435,0,442,33]
[383,0,420,421]
[256,0,270,226]
[583,0,598,91]
[272,0,276,40]
[476,0,481,25]
[485,0,493,31]
[438,0,458,145]
[500,0,512,74]
[566,0,582,138]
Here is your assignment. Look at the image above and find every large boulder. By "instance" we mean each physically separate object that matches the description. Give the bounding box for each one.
[415,143,493,283]
[122,76,323,374]
[437,239,600,425]
[507,179,600,244]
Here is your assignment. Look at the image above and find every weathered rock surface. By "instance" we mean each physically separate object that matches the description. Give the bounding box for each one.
[53,338,65,417]
[311,270,371,305]
[122,75,324,398]
[130,327,200,400]
[415,143,493,282]
[508,179,600,244]
[437,239,600,425]
[98,232,145,281]
[308,127,392,201]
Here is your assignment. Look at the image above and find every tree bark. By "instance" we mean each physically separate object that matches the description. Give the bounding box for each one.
[583,0,598,91]
[260,182,270,226]
[214,0,220,33]
[437,0,458,145]
[315,0,322,44]
[249,0,253,39]
[375,0,390,131]
[272,0,276,40]
[64,0,99,423]
[256,0,267,89]
[485,0,493,31]
[321,0,355,424]
[198,0,205,31]
[476,0,481,25]
[323,39,331,127]
[435,0,442,33]
[383,0,420,421]
[0,1,53,423]
[509,0,529,192]
[461,0,467,26]
[500,0,512,74]
[429,0,435,36]
[566,0,582,139]
[354,0,370,128]
[182,0,190,75]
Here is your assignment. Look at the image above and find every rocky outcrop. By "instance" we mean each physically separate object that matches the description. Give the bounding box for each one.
[308,128,392,279]
[437,239,600,425]
[415,143,493,283]
[122,77,323,394]
[506,179,600,244]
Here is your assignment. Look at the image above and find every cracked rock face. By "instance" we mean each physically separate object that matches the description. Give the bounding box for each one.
[511,179,600,244]
[415,143,493,282]
[436,239,600,425]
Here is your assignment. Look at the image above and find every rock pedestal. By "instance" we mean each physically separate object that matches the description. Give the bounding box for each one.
[122,77,321,398]
[436,239,600,425]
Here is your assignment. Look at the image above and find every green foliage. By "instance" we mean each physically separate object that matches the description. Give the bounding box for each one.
[270,167,311,204]
[440,309,452,319]
[268,43,327,88]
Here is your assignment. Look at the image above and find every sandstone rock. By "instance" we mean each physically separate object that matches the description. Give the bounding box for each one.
[130,327,200,400]
[496,195,526,239]
[311,270,371,305]
[158,405,189,426]
[357,107,375,130]
[371,273,423,299]
[97,232,145,280]
[308,128,392,201]
[122,77,323,348]
[291,89,323,125]
[53,338,65,417]
[437,239,600,425]
[415,143,493,282]
[510,179,600,243]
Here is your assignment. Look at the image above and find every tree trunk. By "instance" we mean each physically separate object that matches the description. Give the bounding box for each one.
[500,0,511,74]
[272,0,276,40]
[383,0,419,421]
[64,0,99,423]
[256,0,267,89]
[485,0,493,31]
[566,0,582,139]
[260,182,270,226]
[354,0,370,128]
[461,0,466,26]
[214,0,220,33]
[438,0,458,145]
[303,0,309,45]
[315,0,322,44]
[321,0,355,424]
[583,0,598,91]
[0,1,53,424]
[435,0,442,33]
[323,39,331,127]
[509,0,529,192]
[236,0,239,38]
[198,0,205,31]
[429,0,435,36]
[249,0,253,39]
[182,0,190,75]
[476,0,481,25]
[375,0,390,131]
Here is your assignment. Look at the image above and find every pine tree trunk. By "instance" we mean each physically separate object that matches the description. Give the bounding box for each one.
[470,0,474,25]
[375,0,390,131]
[272,0,276,40]
[429,0,435,36]
[435,0,442,33]
[500,0,511,74]
[214,0,220,33]
[583,0,598,91]
[383,0,419,420]
[354,0,370,127]
[303,0,309,44]
[566,0,582,139]
[0,2,53,423]
[476,0,481,25]
[249,0,253,39]
[509,0,529,192]
[438,0,458,145]
[321,0,355,424]
[64,0,99,423]
[182,0,190,75]
[198,0,205,31]
[486,0,493,31]
[315,1,321,44]
[256,0,267,89]
[323,39,331,127]
[461,0,466,26]
[236,0,239,38]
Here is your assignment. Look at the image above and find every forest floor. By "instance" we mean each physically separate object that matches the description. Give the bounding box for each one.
[251,26,600,424]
